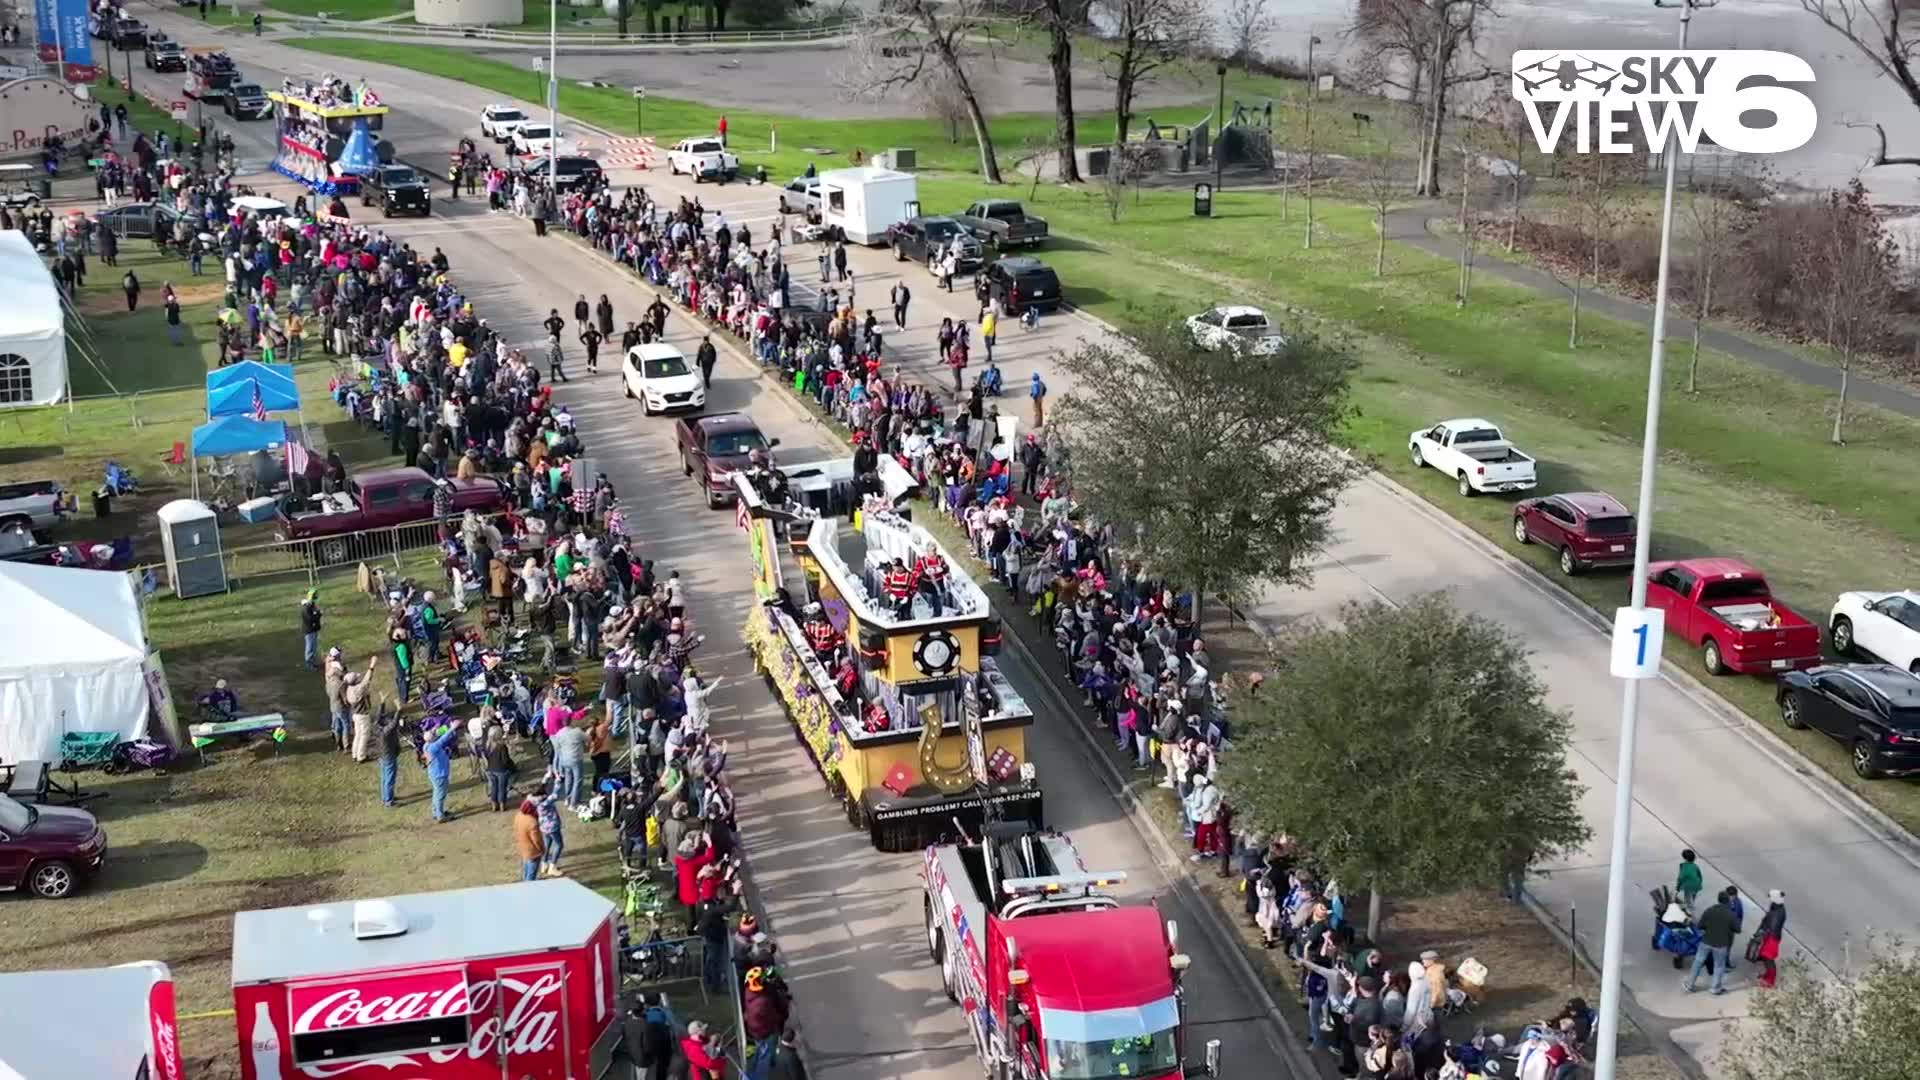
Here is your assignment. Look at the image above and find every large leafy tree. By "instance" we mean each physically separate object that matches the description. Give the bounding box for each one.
[1219,594,1591,938]
[1723,942,1920,1080]
[1053,316,1360,621]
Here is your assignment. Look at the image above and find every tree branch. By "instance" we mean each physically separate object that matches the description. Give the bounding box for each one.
[1847,119,1920,168]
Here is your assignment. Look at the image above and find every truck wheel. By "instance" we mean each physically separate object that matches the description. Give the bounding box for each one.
[681,451,693,476]
[1457,473,1475,497]
[893,242,904,262]
[1831,616,1855,656]
[1702,638,1725,676]
[1559,547,1579,576]
[924,896,945,965]
[1512,516,1529,545]
[316,538,349,566]
[1410,445,1424,468]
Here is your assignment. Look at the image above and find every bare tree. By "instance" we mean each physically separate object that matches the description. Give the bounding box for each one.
[841,0,1005,181]
[1454,143,1486,305]
[1348,0,1501,197]
[1092,0,1205,146]
[1486,96,1532,252]
[1034,0,1085,182]
[1303,89,1319,248]
[1559,153,1632,348]
[1680,154,1750,393]
[1800,1,1920,168]
[1226,0,1275,72]
[1099,143,1154,222]
[916,64,972,145]
[1359,141,1405,276]
[1804,181,1898,443]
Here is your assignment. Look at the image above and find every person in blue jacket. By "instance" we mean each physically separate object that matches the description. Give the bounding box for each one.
[424,724,459,823]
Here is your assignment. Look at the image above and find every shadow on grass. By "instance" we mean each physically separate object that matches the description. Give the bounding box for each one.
[0,444,61,466]
[97,839,212,891]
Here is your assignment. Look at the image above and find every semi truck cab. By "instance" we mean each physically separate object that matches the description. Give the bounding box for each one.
[924,825,1220,1080]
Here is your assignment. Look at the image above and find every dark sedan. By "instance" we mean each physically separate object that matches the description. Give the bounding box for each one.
[1778,663,1920,778]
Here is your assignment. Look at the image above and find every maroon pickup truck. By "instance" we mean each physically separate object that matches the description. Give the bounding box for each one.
[280,467,506,554]
[1645,557,1823,676]
[676,412,779,509]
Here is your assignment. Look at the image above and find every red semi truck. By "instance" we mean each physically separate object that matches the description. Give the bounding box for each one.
[923,824,1220,1080]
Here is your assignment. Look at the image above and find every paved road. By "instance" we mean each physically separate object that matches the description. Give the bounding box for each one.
[1383,204,1920,421]
[146,9,1920,1075]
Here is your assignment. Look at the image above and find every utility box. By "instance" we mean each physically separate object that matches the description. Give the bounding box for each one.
[882,147,916,170]
[156,498,228,599]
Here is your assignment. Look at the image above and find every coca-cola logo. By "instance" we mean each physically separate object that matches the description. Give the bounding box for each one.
[294,972,566,1077]
[292,976,472,1036]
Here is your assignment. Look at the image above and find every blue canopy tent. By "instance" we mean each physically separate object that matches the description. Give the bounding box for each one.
[206,362,300,415]
[188,416,289,501]
[206,360,297,393]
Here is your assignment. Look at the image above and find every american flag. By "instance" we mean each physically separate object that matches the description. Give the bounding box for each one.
[249,383,268,421]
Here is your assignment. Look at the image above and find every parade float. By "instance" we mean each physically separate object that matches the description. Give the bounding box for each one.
[267,76,389,195]
[736,458,1041,852]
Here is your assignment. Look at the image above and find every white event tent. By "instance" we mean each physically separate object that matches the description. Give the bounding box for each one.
[0,229,65,409]
[0,562,150,762]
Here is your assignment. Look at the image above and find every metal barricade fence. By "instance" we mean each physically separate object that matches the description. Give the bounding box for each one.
[617,933,750,1064]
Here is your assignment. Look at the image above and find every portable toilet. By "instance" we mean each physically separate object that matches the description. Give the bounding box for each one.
[156,499,228,599]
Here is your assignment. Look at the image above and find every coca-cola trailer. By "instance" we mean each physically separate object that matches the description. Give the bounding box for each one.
[230,879,621,1080]
[0,961,187,1080]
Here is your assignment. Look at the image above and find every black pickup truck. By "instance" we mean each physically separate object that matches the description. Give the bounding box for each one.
[888,215,985,275]
[359,164,433,217]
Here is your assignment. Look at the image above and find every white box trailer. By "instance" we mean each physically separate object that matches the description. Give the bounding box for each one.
[817,166,919,246]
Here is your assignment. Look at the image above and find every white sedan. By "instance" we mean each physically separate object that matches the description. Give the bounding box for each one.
[624,342,706,416]
[1831,590,1920,672]
[479,103,527,142]
[1186,304,1287,356]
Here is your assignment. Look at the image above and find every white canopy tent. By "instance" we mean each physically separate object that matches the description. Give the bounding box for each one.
[0,229,65,409]
[0,562,149,763]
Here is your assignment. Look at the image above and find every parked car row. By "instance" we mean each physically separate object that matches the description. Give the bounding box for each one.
[1386,408,1920,780]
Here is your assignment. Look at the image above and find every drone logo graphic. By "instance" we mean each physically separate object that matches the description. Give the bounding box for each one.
[1513,52,1623,98]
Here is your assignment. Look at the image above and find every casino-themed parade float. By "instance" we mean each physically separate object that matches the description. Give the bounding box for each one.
[268,76,391,195]
[733,454,1041,852]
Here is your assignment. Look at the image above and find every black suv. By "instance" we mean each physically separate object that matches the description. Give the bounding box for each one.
[982,256,1063,315]
[144,37,186,72]
[110,18,148,50]
[521,155,604,193]
[221,83,271,121]
[361,165,432,217]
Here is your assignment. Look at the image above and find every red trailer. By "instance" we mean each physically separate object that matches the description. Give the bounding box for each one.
[230,879,620,1080]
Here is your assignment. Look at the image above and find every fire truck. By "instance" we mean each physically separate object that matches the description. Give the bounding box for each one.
[923,824,1221,1080]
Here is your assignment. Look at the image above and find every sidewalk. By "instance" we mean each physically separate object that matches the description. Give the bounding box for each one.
[1384,204,1920,419]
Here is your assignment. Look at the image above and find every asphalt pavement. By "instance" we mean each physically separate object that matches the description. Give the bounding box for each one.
[137,7,1920,1075]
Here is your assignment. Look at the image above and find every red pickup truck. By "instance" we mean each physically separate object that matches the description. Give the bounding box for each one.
[1645,557,1823,676]
[280,467,506,555]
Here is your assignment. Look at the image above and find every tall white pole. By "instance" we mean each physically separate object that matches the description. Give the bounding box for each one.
[547,0,558,181]
[1591,4,1700,1079]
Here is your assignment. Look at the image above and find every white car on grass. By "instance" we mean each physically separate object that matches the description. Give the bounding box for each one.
[1186,304,1287,356]
[480,103,528,142]
[624,342,706,416]
[1830,590,1920,672]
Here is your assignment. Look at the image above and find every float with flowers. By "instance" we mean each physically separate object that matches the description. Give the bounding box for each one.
[732,457,1041,852]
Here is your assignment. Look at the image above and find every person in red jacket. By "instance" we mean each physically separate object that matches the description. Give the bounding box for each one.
[674,832,716,922]
[741,967,792,1080]
[679,1020,728,1080]
[882,558,915,616]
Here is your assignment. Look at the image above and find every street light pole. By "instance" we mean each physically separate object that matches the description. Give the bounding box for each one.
[547,0,559,180]
[1213,62,1226,192]
[1591,3,1710,1079]
[1306,33,1319,97]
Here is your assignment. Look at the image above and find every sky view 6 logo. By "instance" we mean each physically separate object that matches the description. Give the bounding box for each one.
[1510,51,1818,156]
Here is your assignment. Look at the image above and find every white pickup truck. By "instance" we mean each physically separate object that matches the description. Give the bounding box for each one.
[1408,418,1538,497]
[0,480,73,534]
[666,137,739,183]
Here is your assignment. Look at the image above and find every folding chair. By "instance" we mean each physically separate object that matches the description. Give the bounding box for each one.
[158,441,187,478]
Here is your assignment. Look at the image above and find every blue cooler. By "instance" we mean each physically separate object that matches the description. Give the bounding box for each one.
[236,496,280,524]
